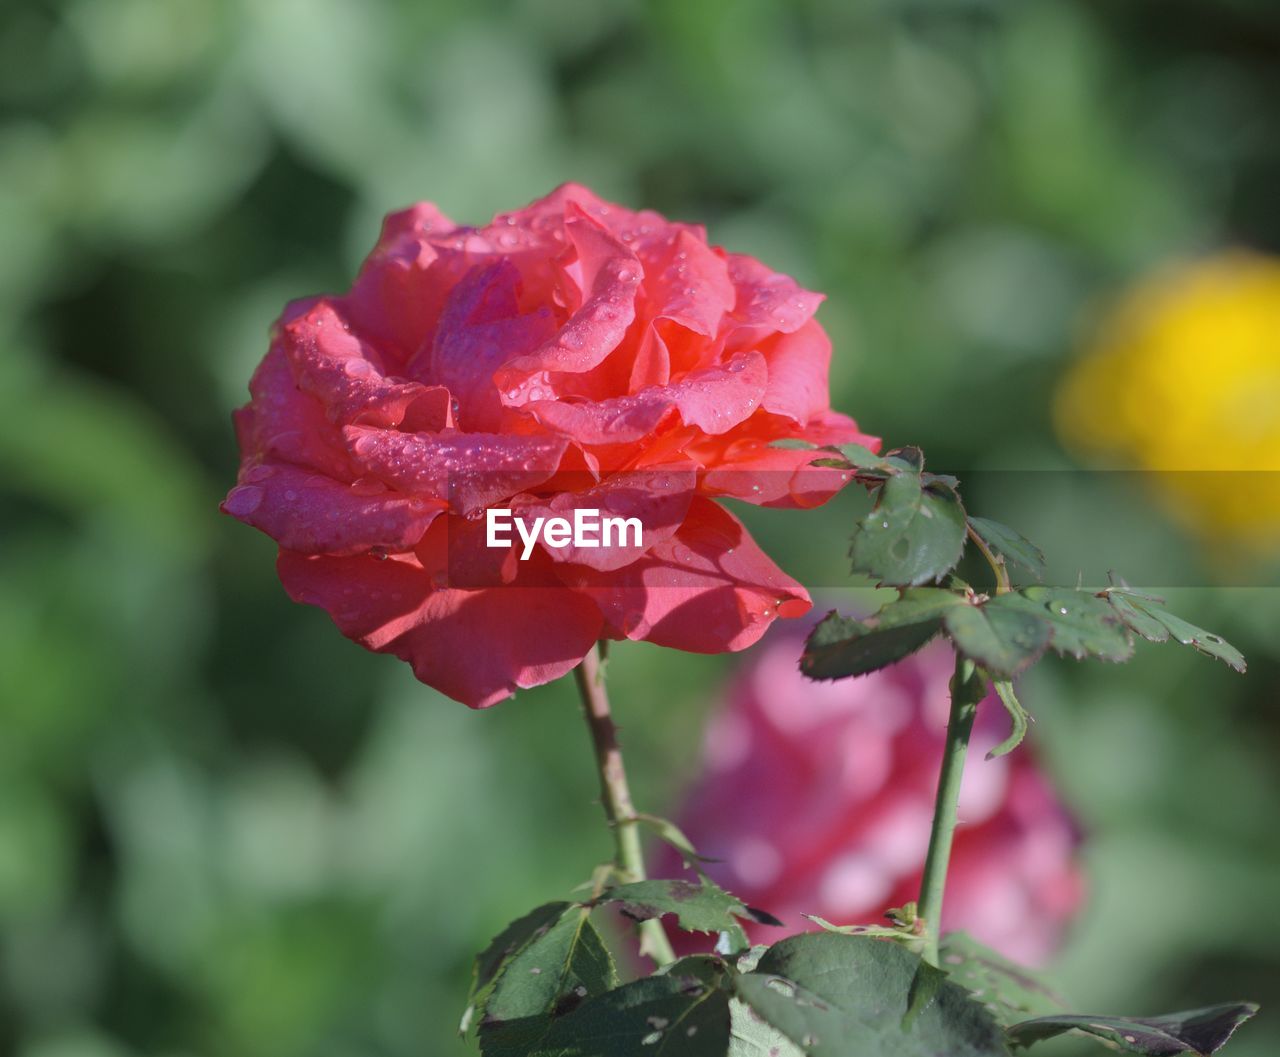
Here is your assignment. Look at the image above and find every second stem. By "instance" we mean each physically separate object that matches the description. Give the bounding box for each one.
[574,642,677,968]
[917,653,985,966]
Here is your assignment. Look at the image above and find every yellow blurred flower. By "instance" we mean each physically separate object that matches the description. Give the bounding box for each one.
[1055,251,1280,551]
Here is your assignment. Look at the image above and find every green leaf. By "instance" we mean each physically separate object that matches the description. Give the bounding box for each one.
[988,588,1134,663]
[939,932,1067,1027]
[482,957,732,1057]
[943,602,1051,679]
[734,933,1010,1056]
[729,997,806,1057]
[481,906,616,1026]
[800,589,962,679]
[850,472,968,586]
[966,517,1046,580]
[463,902,576,1034]
[1006,1002,1259,1055]
[597,879,781,953]
[987,681,1030,760]
[1104,592,1246,673]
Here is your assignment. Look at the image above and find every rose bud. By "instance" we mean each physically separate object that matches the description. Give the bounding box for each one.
[661,626,1085,965]
[223,185,877,707]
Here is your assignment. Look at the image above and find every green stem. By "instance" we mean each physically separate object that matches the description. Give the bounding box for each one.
[917,653,986,966]
[574,642,677,968]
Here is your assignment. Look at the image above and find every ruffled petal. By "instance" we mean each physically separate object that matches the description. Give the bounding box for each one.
[221,463,445,555]
[416,259,558,431]
[559,497,810,652]
[238,344,352,478]
[343,203,456,362]
[528,351,768,446]
[494,206,641,402]
[282,301,453,430]
[721,251,824,349]
[276,548,603,708]
[343,426,569,517]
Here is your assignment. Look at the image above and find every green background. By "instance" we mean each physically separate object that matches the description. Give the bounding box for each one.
[2,1,1278,1054]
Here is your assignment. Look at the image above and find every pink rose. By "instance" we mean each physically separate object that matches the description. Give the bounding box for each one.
[222,184,876,707]
[662,626,1085,965]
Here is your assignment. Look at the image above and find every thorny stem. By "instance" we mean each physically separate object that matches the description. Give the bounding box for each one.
[967,524,1012,594]
[574,641,678,968]
[917,652,986,966]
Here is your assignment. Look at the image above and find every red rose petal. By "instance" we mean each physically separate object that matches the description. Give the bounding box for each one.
[282,301,447,429]
[277,548,603,709]
[343,425,569,517]
[509,462,698,571]
[221,462,445,555]
[561,497,810,652]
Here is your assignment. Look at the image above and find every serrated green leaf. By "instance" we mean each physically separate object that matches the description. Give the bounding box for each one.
[851,473,968,586]
[989,588,1134,663]
[597,879,780,952]
[482,906,616,1026]
[800,589,963,679]
[770,438,817,451]
[966,517,1046,579]
[1106,592,1170,641]
[464,902,576,1034]
[939,932,1067,1027]
[1006,1002,1258,1055]
[1104,592,1246,672]
[943,602,1051,679]
[481,957,732,1057]
[734,933,1009,1057]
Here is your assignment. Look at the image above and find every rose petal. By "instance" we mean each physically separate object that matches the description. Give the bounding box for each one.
[221,462,445,555]
[277,548,603,708]
[343,426,569,516]
[722,251,824,349]
[344,202,456,362]
[561,497,810,652]
[759,319,833,424]
[509,462,698,571]
[528,351,768,446]
[282,301,451,429]
[700,410,881,508]
[416,259,557,431]
[238,344,352,478]
[494,206,641,402]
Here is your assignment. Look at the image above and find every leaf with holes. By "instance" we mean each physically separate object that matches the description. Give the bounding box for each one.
[482,957,732,1057]
[1006,1002,1258,1055]
[729,997,806,1057]
[801,589,963,679]
[939,933,1067,1027]
[477,905,616,1032]
[966,517,1046,580]
[597,880,781,953]
[988,587,1133,663]
[850,472,968,586]
[734,933,1010,1057]
[943,601,1051,679]
[1105,592,1246,672]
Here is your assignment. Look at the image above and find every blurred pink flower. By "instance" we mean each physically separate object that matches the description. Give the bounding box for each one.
[662,623,1085,966]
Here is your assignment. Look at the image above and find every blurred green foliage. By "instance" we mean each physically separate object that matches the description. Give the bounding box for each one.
[2,0,1278,1054]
